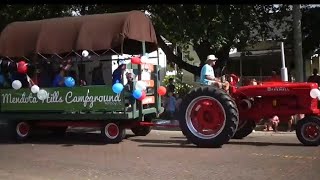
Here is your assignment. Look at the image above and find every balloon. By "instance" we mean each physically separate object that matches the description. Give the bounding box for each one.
[12,80,22,90]
[140,55,148,63]
[112,82,124,94]
[17,61,28,74]
[0,74,4,85]
[310,88,320,98]
[157,86,167,96]
[31,85,40,94]
[133,89,142,99]
[82,50,89,57]
[138,91,146,101]
[135,81,147,91]
[37,89,48,101]
[64,76,75,87]
[131,56,141,64]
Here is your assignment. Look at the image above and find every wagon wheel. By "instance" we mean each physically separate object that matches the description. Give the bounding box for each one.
[101,122,126,144]
[296,116,320,146]
[177,86,239,148]
[131,115,154,136]
[8,121,32,142]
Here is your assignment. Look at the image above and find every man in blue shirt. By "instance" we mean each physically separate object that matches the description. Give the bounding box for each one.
[200,55,229,90]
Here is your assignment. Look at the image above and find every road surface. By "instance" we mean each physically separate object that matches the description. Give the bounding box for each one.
[0,128,319,180]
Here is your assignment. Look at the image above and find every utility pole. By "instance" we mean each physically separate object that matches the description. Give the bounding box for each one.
[293,4,304,82]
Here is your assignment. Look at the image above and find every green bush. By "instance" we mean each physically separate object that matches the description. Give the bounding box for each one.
[162,75,193,97]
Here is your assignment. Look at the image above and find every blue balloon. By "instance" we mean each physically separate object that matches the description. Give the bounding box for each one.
[64,76,75,87]
[133,89,142,99]
[112,82,124,94]
[0,74,4,85]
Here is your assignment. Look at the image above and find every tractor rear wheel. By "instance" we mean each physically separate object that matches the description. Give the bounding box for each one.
[177,86,239,148]
[296,116,320,146]
[232,120,255,139]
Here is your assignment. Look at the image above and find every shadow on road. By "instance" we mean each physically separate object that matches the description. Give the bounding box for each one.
[0,129,134,146]
[129,138,222,149]
[227,141,304,147]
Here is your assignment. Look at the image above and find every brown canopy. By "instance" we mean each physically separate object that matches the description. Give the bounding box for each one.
[0,10,158,58]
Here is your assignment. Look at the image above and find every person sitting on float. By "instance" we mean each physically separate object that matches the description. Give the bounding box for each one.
[52,60,72,87]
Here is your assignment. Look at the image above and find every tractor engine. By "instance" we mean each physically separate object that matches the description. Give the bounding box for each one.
[232,81,320,123]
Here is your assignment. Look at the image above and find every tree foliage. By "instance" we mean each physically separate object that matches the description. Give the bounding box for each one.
[0,4,71,31]
[148,5,289,75]
[1,4,319,76]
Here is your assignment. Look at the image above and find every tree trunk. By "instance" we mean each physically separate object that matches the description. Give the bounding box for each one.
[156,33,199,75]
[293,4,304,82]
[214,46,231,77]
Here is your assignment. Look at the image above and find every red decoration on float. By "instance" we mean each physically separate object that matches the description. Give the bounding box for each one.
[131,56,141,64]
[17,61,28,74]
[138,91,147,101]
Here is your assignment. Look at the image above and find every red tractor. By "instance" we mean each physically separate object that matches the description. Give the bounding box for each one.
[177,74,320,148]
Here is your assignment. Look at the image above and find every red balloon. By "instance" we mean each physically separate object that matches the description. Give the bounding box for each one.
[157,86,167,96]
[17,61,28,74]
[131,56,141,64]
[138,91,146,101]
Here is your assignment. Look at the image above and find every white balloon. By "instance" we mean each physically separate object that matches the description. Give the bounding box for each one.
[37,89,48,101]
[140,55,148,63]
[31,85,40,94]
[82,50,89,57]
[12,80,22,90]
[135,81,147,91]
[310,88,320,99]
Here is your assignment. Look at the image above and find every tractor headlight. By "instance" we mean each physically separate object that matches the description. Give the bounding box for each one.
[310,88,320,99]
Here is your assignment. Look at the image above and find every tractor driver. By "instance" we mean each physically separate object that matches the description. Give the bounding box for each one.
[200,55,229,91]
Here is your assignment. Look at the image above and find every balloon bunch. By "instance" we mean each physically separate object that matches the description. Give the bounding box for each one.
[132,81,147,101]
[130,53,149,65]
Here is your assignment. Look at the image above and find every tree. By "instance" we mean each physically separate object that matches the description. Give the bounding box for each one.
[293,4,303,82]
[301,7,320,58]
[0,4,71,31]
[147,5,289,76]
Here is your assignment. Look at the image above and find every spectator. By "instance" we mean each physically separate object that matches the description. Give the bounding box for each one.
[164,91,176,120]
[269,70,281,82]
[264,115,279,132]
[167,78,175,93]
[269,115,280,132]
[175,93,183,112]
[288,116,294,132]
[307,68,320,86]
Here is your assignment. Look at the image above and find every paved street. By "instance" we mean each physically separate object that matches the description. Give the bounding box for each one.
[0,128,319,180]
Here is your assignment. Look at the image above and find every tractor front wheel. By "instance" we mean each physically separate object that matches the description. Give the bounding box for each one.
[177,86,239,148]
[296,116,320,146]
[232,120,255,139]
